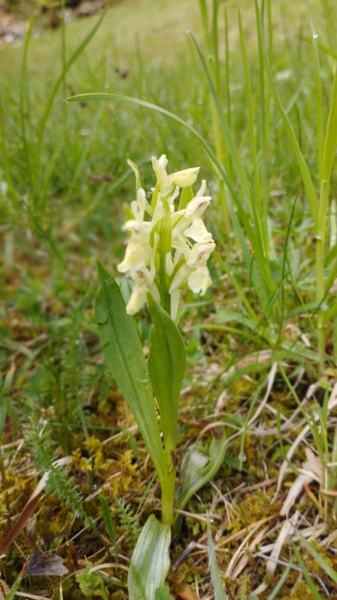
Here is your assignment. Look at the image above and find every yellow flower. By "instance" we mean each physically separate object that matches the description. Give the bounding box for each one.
[151,154,199,196]
[118,155,215,320]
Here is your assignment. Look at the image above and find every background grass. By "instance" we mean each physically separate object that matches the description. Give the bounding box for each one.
[1,0,337,597]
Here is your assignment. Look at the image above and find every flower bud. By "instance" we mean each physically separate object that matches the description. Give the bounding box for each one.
[151,155,170,189]
[127,159,142,191]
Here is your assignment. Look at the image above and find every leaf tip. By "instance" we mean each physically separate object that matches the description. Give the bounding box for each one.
[96,260,111,285]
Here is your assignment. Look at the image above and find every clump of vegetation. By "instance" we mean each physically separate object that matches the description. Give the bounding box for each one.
[1,0,337,597]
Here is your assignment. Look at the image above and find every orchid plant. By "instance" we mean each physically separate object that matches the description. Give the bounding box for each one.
[96,156,226,600]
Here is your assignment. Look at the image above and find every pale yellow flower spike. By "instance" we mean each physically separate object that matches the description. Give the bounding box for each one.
[119,156,215,321]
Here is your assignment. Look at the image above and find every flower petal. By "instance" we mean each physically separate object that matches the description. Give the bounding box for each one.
[184,218,213,243]
[137,188,146,218]
[126,284,148,315]
[131,267,153,284]
[123,220,150,243]
[170,290,182,323]
[185,195,212,219]
[196,179,207,197]
[169,167,200,188]
[187,242,215,268]
[169,263,192,293]
[117,240,145,273]
[151,155,170,189]
[188,266,212,295]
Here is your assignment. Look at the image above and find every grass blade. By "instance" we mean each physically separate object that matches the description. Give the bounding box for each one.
[187,30,252,211]
[99,494,118,560]
[261,0,318,230]
[292,542,325,599]
[313,31,324,179]
[67,101,105,198]
[66,91,275,295]
[207,517,229,600]
[34,10,106,180]
[20,16,35,196]
[297,532,337,584]
[266,562,293,600]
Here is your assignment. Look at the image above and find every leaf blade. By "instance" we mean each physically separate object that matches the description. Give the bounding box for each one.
[207,518,229,600]
[297,532,337,584]
[147,296,186,452]
[178,432,227,509]
[128,515,171,600]
[96,262,165,484]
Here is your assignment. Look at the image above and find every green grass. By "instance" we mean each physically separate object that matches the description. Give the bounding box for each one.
[1,0,337,597]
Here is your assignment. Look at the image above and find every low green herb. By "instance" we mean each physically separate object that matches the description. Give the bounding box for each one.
[95,159,227,598]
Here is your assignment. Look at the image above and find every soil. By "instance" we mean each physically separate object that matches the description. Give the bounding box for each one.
[0,0,115,46]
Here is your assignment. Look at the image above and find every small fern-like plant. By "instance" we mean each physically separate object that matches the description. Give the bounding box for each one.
[25,418,91,526]
[116,498,140,551]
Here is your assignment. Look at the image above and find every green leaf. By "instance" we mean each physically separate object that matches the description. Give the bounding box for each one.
[178,431,227,509]
[5,565,27,600]
[0,397,7,441]
[155,583,174,600]
[292,542,325,600]
[266,561,293,600]
[95,262,165,484]
[207,518,229,600]
[0,366,11,441]
[35,10,106,175]
[321,68,337,186]
[178,445,210,490]
[128,515,171,600]
[297,532,337,584]
[147,295,186,452]
[99,495,118,560]
[260,1,318,230]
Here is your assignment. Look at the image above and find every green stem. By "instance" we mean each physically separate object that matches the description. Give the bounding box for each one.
[213,250,258,323]
[0,448,11,532]
[159,254,170,314]
[334,315,337,365]
[331,425,337,516]
[6,565,28,600]
[161,462,176,526]
[160,404,176,525]
[316,180,330,359]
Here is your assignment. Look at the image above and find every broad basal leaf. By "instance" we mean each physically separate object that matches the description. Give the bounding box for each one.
[147,295,186,453]
[178,431,227,509]
[96,262,165,484]
[128,514,171,600]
